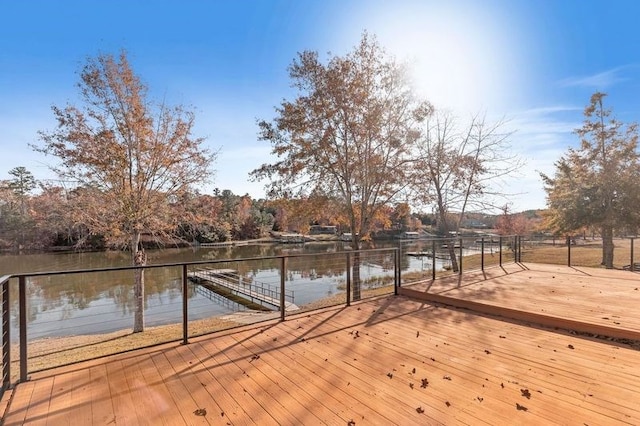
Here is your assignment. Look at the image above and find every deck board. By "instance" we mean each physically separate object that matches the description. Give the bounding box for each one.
[2,264,640,425]
[402,262,640,340]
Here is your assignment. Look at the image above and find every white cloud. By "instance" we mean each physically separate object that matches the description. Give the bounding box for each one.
[500,105,583,210]
[559,67,627,89]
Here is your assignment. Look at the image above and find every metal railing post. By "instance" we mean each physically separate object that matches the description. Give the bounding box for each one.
[393,250,399,295]
[2,276,10,392]
[182,264,189,345]
[499,236,503,266]
[481,237,485,271]
[280,257,287,321]
[431,240,436,280]
[396,242,402,291]
[19,276,27,383]
[567,236,572,267]
[346,253,351,306]
[631,238,635,272]
[458,237,463,275]
[518,236,522,262]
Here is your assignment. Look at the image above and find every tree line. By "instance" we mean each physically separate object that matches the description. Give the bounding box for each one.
[0,176,426,252]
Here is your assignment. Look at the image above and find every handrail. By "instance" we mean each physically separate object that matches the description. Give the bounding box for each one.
[1,247,401,390]
[3,234,634,395]
[7,246,398,279]
[1,275,11,401]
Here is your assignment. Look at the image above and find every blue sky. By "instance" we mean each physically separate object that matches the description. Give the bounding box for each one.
[2,0,640,212]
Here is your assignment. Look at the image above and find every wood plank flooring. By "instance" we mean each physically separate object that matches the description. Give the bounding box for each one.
[402,262,640,340]
[2,263,640,425]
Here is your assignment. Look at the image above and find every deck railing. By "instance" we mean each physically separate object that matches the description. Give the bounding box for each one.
[0,247,406,396]
[6,234,636,398]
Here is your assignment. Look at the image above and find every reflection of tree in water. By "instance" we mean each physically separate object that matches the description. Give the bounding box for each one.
[22,264,191,325]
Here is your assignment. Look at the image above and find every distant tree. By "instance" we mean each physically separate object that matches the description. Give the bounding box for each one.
[542,92,640,268]
[8,166,36,210]
[390,202,411,231]
[251,33,431,299]
[36,51,215,331]
[29,184,73,247]
[0,167,37,248]
[413,110,519,271]
[495,204,532,236]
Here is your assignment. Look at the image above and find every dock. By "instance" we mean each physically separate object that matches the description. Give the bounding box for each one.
[188,269,299,312]
[405,251,430,257]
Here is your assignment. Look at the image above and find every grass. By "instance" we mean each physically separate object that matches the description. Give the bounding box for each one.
[521,238,636,269]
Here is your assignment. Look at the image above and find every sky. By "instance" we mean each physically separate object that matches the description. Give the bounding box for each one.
[2,0,640,213]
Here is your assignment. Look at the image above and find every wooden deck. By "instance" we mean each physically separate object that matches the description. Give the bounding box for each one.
[401,262,640,340]
[2,264,640,425]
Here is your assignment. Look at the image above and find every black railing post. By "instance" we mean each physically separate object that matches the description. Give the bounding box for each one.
[394,250,399,295]
[458,237,463,275]
[518,236,522,262]
[2,276,10,392]
[19,276,27,383]
[346,253,352,306]
[567,236,572,267]
[431,240,436,280]
[182,264,189,345]
[499,236,503,266]
[481,237,485,271]
[280,257,287,321]
[630,238,635,272]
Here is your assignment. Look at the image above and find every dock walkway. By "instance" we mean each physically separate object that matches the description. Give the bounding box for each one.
[188,269,299,312]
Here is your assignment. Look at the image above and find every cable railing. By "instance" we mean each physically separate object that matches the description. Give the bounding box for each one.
[0,248,402,394]
[4,234,636,399]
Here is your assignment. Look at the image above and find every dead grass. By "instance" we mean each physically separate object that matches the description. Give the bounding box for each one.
[522,238,636,269]
[11,316,238,380]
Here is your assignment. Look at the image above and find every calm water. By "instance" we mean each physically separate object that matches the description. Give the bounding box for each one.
[0,240,455,340]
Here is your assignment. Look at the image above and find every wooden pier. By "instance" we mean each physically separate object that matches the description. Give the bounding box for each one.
[188,269,299,312]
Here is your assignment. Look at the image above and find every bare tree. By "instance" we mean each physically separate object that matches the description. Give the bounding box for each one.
[36,51,215,332]
[413,110,519,271]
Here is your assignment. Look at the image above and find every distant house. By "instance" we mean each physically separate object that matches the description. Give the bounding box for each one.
[309,225,337,235]
[465,220,488,229]
[340,233,354,241]
[398,231,420,239]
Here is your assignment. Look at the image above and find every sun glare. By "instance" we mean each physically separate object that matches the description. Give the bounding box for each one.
[336,2,531,115]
